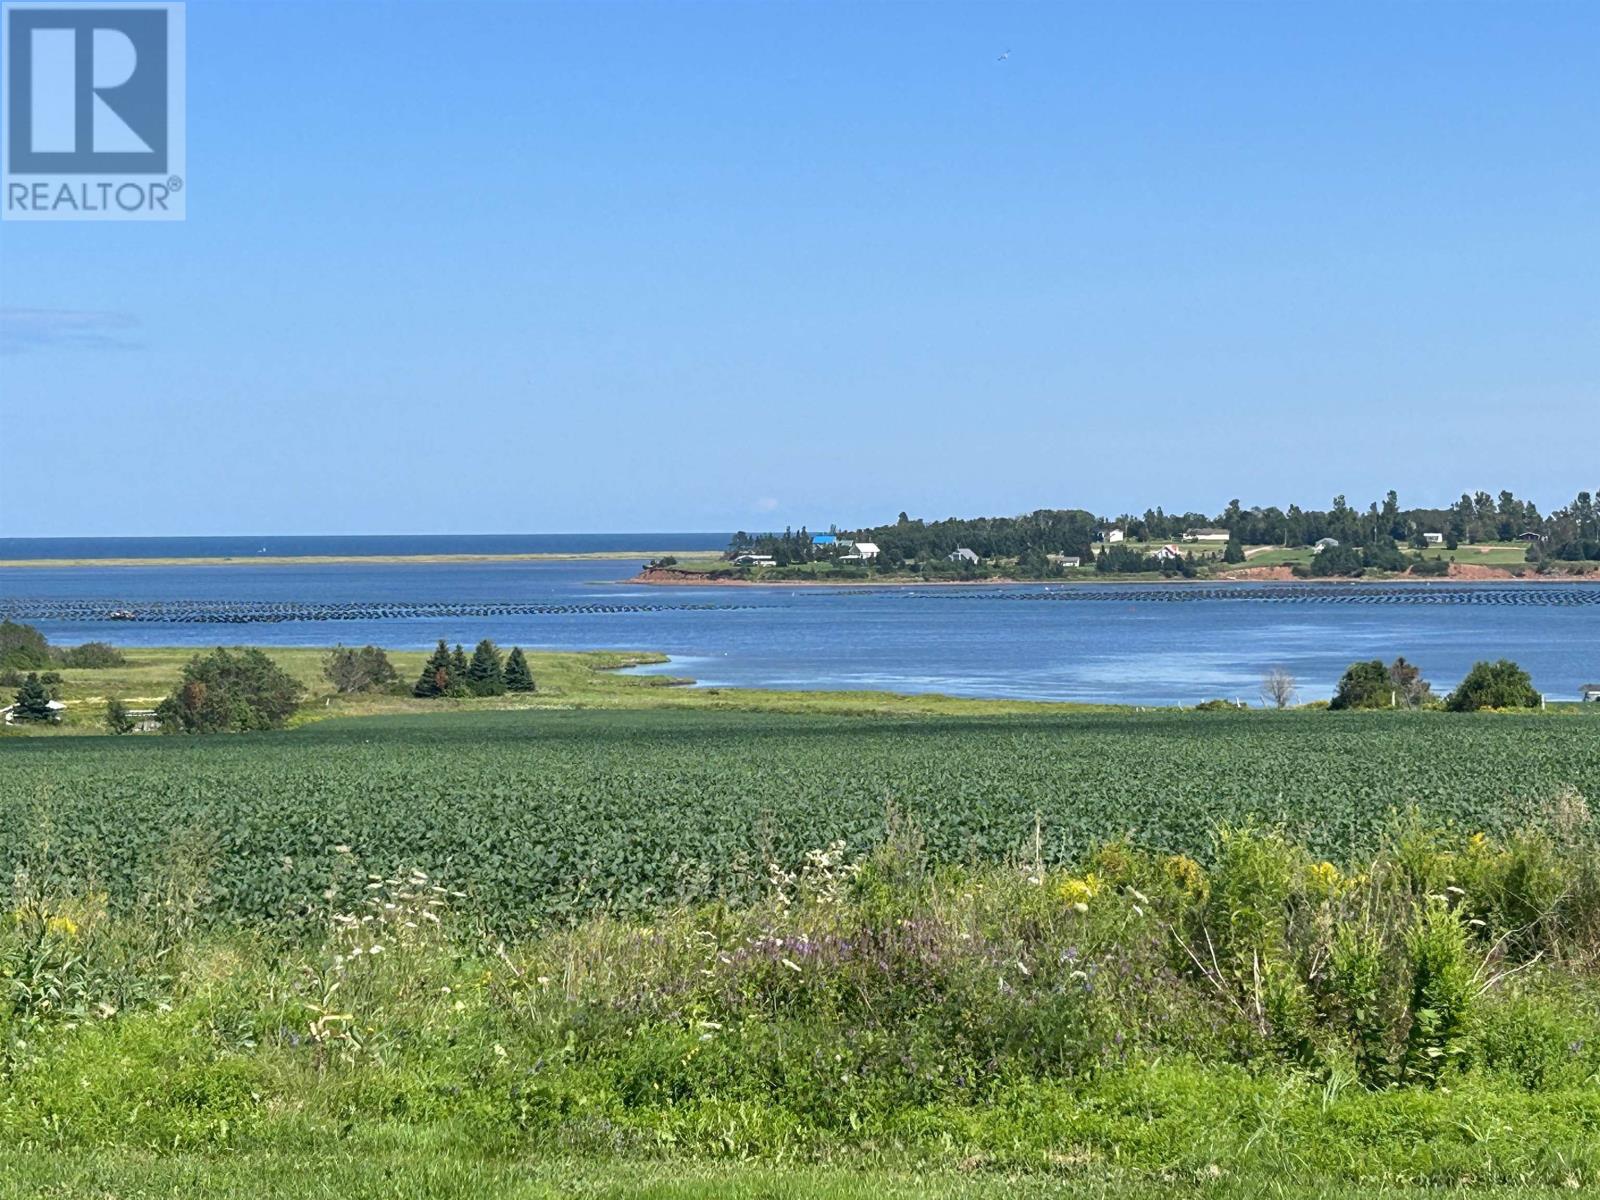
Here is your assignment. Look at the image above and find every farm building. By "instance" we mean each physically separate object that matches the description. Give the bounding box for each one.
[1583,684,1600,703]
[1047,554,1082,568]
[1423,532,1445,546]
[853,542,880,561]
[1184,528,1231,543]
[1098,528,1126,544]
[732,554,775,567]
[1153,544,1183,561]
[812,534,838,547]
[948,547,980,564]
[1313,538,1340,554]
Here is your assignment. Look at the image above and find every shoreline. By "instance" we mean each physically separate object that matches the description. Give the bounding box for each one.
[0,550,719,569]
[624,565,1599,588]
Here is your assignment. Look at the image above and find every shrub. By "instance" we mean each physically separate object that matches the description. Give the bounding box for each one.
[0,620,51,670]
[1402,897,1474,1084]
[1327,922,1394,1087]
[105,697,136,735]
[1309,544,1364,577]
[56,641,126,669]
[155,648,304,733]
[322,645,398,694]
[1330,660,1390,710]
[1447,659,1539,711]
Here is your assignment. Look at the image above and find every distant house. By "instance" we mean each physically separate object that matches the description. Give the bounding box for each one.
[1,700,66,725]
[1153,544,1183,561]
[1047,554,1082,569]
[812,534,838,547]
[853,542,880,561]
[1583,684,1600,704]
[1313,537,1340,554]
[126,707,161,732]
[948,547,980,565]
[1519,531,1548,543]
[1423,532,1445,546]
[1099,528,1125,544]
[732,554,775,567]
[1184,528,1231,544]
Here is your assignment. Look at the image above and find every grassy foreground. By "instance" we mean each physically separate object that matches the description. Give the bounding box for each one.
[1,1154,1593,1199]
[6,813,1600,1195]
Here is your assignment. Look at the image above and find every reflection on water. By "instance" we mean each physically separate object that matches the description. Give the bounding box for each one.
[1,560,1596,706]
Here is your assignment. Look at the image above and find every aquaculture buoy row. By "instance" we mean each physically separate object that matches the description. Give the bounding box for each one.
[0,598,758,624]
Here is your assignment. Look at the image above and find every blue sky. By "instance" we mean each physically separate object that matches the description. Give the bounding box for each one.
[2,0,1596,537]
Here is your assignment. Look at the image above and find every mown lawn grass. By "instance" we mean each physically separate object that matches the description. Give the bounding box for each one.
[1,1151,1590,1199]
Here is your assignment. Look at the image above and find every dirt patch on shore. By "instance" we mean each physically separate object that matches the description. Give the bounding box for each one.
[1217,565,1298,581]
[1447,562,1519,580]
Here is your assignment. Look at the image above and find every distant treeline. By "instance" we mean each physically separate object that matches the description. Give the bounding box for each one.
[730,488,1600,567]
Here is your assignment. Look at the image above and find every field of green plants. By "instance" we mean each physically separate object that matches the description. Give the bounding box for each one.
[3,707,1596,929]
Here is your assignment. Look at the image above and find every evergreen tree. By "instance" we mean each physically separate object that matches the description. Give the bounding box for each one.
[1223,537,1245,564]
[413,640,454,698]
[467,639,505,696]
[504,647,536,693]
[447,645,471,696]
[105,696,135,734]
[12,672,54,721]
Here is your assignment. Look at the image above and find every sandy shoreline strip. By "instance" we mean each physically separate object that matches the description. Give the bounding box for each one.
[0,551,716,569]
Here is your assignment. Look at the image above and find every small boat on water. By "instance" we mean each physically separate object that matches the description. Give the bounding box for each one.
[108,609,136,620]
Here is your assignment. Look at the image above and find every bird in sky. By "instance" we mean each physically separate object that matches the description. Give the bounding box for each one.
[997,49,1010,61]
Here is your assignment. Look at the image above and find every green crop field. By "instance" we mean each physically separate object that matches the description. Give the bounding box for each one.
[3,707,1596,929]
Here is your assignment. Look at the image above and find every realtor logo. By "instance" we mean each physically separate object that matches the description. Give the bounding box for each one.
[2,2,185,220]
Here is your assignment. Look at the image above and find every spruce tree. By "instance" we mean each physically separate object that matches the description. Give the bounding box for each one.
[467,639,505,696]
[504,647,536,693]
[448,645,471,696]
[12,672,54,721]
[414,639,453,697]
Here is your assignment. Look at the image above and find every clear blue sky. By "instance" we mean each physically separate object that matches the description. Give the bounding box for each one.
[2,0,1596,537]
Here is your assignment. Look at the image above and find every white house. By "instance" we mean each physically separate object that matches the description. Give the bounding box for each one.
[1153,544,1183,561]
[853,541,880,561]
[1583,684,1600,704]
[732,554,775,567]
[1313,537,1340,554]
[1047,554,1081,569]
[948,547,980,565]
[1423,532,1445,546]
[1099,528,1125,544]
[1184,528,1231,544]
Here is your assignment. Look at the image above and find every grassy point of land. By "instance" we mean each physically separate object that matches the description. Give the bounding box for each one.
[13,645,1135,735]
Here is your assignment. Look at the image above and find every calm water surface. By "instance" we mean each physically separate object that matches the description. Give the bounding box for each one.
[2,554,1596,706]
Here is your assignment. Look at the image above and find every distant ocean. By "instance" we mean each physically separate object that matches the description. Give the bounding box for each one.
[0,534,732,560]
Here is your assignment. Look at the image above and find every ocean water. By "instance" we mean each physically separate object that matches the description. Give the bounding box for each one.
[2,549,1597,706]
[0,533,729,559]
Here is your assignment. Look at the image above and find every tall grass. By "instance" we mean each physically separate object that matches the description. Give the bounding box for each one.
[4,800,1600,1187]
